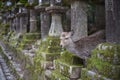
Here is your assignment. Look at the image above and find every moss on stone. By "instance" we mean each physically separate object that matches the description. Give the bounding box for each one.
[51,70,69,80]
[81,68,111,80]
[23,33,40,40]
[54,60,82,78]
[41,52,60,61]
[86,43,120,80]
[87,58,120,79]
[60,50,83,65]
[91,43,120,65]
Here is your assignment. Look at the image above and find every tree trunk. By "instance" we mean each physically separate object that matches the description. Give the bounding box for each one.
[105,0,120,44]
[71,1,88,42]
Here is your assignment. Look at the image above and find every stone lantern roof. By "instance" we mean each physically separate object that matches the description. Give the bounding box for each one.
[46,6,68,14]
[34,6,46,12]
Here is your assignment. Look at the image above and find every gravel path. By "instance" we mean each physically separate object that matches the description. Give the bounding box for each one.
[0,56,6,80]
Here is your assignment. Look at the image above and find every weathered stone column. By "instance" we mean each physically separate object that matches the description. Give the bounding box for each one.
[35,0,50,40]
[46,1,66,36]
[71,0,88,41]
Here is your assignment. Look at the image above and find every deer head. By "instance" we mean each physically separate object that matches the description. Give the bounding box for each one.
[60,31,74,48]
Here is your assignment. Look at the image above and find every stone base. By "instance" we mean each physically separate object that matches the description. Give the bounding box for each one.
[54,60,82,78]
[41,52,60,61]
[40,60,53,69]
[60,50,83,65]
[51,70,69,80]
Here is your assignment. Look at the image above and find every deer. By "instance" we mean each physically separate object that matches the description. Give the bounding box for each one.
[60,30,105,60]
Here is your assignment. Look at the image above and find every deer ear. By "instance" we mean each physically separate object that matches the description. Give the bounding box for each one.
[67,31,74,37]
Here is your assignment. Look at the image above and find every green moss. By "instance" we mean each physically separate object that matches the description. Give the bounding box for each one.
[38,36,61,53]
[0,23,10,36]
[87,58,120,77]
[86,43,120,79]
[92,43,120,63]
[23,33,40,40]
[41,52,60,61]
[59,50,83,65]
[25,2,38,8]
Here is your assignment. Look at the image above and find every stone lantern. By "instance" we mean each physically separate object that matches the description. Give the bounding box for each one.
[46,0,67,36]
[35,0,50,40]
[16,2,28,33]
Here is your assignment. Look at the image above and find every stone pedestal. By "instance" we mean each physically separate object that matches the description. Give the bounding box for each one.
[71,1,88,41]
[49,14,62,36]
[29,10,37,32]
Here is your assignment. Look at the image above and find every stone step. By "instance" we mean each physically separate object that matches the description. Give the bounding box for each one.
[51,70,69,80]
[87,58,120,79]
[24,33,40,40]
[0,42,23,79]
[22,39,36,44]
[40,60,53,70]
[54,60,82,79]
[0,65,6,80]
[81,68,112,80]
[60,50,83,65]
[41,52,60,61]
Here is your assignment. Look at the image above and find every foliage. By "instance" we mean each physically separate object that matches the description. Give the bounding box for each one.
[86,43,120,79]
[0,23,10,36]
[19,0,27,5]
